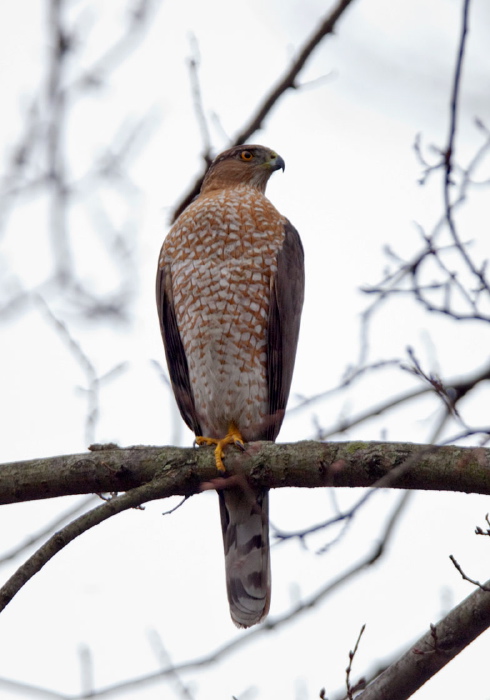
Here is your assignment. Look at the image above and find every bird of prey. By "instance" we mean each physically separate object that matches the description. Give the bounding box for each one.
[156,144,304,627]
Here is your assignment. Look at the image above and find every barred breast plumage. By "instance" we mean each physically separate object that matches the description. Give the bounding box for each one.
[160,186,285,441]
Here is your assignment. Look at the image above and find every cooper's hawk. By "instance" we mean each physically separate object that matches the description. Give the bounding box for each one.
[156,144,304,627]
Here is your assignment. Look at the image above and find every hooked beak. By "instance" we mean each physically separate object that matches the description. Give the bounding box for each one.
[268,152,285,172]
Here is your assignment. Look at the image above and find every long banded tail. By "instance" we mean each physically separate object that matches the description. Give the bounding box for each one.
[218,487,270,628]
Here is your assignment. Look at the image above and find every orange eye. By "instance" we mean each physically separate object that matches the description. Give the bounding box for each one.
[240,150,253,161]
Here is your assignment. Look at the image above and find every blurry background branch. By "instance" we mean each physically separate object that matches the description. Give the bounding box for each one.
[171,0,358,220]
[295,355,490,442]
[0,0,161,322]
[0,495,95,566]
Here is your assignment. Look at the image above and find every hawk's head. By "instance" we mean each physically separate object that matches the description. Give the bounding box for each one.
[201,145,285,194]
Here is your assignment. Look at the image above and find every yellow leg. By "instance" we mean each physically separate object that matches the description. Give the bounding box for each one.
[196,423,245,472]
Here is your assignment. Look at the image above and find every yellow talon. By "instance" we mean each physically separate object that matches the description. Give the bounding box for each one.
[196,423,245,472]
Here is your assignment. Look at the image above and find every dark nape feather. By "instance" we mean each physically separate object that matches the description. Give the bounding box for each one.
[156,265,201,435]
[266,220,305,441]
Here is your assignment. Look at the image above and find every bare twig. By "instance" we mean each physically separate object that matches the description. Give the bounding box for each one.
[357,573,490,699]
[79,0,160,87]
[289,358,404,416]
[1,490,403,700]
[47,0,72,283]
[273,485,411,556]
[346,624,366,700]
[0,495,95,566]
[0,0,159,322]
[36,296,128,444]
[316,357,490,441]
[147,629,197,700]
[171,0,358,220]
[442,0,489,296]
[361,0,490,337]
[475,513,490,536]
[449,554,490,592]
[187,34,213,165]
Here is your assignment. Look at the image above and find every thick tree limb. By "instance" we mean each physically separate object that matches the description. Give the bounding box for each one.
[358,575,490,700]
[0,468,187,613]
[1,440,490,506]
[1,439,489,688]
[0,491,409,697]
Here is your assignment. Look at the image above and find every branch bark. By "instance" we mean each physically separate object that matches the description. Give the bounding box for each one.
[0,491,411,698]
[358,575,490,700]
[1,440,490,506]
[1,439,489,689]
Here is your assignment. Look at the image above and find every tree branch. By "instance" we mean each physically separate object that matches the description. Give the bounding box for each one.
[358,574,490,700]
[1,438,489,691]
[442,0,488,295]
[1,488,407,699]
[171,0,358,220]
[0,495,95,566]
[1,441,490,507]
[0,468,188,613]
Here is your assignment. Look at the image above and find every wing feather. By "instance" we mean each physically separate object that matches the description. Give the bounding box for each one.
[155,264,201,435]
[266,220,305,441]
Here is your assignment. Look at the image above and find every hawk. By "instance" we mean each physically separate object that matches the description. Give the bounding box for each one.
[156,144,304,627]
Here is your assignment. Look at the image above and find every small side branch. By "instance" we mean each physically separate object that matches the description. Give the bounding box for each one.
[449,554,490,592]
[0,468,191,613]
[346,624,367,699]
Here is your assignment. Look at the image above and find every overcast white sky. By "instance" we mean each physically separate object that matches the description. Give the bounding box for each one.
[1,1,490,699]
